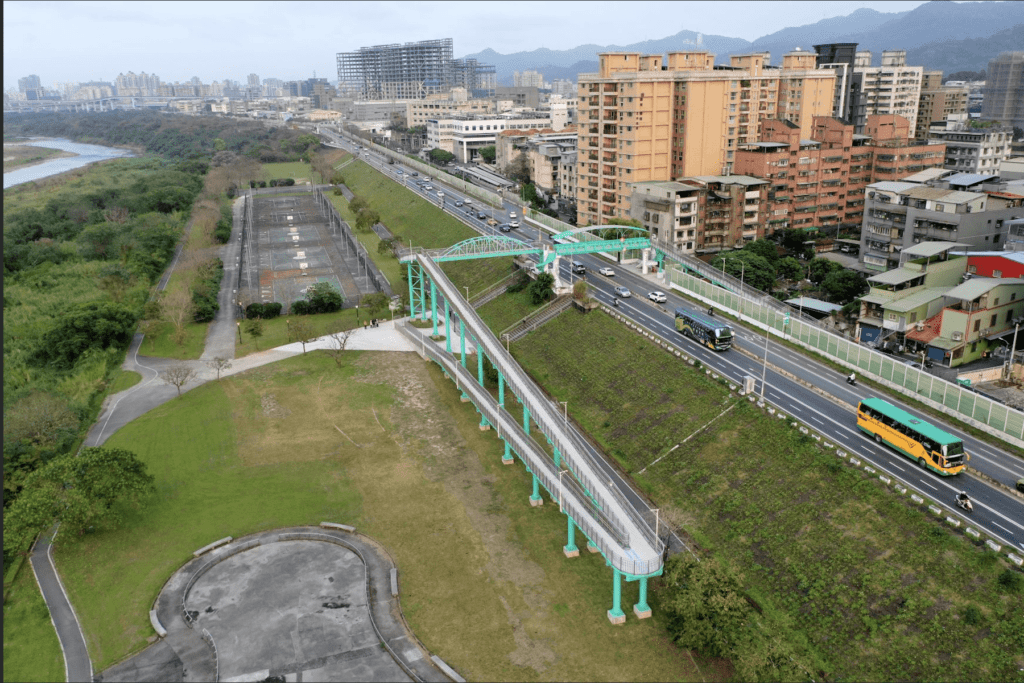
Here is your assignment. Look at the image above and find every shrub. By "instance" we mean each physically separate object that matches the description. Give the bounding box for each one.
[262,302,282,319]
[246,302,265,319]
[963,605,982,625]
[291,300,310,315]
[998,569,1022,592]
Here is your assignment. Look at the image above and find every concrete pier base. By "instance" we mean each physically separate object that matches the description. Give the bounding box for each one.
[529,497,543,507]
[634,605,652,619]
[607,610,626,625]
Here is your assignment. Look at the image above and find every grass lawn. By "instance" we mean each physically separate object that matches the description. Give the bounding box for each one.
[261,161,315,185]
[477,287,545,336]
[2,561,65,683]
[53,350,712,681]
[235,308,364,357]
[108,370,142,394]
[511,309,1024,681]
[140,320,209,360]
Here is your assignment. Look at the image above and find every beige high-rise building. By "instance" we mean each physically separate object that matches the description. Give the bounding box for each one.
[915,71,968,141]
[576,50,835,227]
[848,50,923,134]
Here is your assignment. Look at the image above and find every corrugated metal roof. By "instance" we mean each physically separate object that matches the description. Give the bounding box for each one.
[901,241,968,257]
[690,175,768,186]
[870,181,919,194]
[902,186,983,203]
[943,277,1023,301]
[885,288,948,312]
[784,297,843,314]
[964,251,1024,264]
[901,168,953,184]
[868,268,925,285]
[945,172,995,187]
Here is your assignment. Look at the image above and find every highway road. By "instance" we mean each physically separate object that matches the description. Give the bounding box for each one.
[324,131,1024,555]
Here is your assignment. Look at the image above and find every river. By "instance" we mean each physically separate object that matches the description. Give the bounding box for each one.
[3,138,135,190]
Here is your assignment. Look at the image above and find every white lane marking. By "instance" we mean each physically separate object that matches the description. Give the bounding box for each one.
[918,480,937,491]
[992,521,1014,535]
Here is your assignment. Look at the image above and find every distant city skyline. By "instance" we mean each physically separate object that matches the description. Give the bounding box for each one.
[4,0,936,89]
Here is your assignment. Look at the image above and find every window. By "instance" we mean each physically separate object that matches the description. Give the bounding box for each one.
[1008,310,1015,323]
[973,320,981,332]
[994,270,1002,278]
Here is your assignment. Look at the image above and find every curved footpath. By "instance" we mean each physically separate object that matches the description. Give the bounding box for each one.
[29,193,430,682]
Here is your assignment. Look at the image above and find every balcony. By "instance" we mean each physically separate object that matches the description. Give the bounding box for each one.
[602,193,617,204]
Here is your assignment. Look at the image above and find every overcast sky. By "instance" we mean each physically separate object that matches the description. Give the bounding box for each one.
[4,0,933,88]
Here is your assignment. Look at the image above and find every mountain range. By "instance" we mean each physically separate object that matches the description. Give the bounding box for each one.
[462,1,1024,85]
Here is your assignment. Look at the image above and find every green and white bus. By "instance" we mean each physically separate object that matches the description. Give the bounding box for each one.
[674,309,734,351]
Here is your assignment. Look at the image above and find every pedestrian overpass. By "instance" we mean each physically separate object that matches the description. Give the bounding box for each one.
[397,229,666,623]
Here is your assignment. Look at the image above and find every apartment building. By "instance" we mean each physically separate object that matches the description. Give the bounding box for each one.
[495,128,577,195]
[514,70,546,89]
[558,151,578,203]
[575,50,836,227]
[982,52,1024,130]
[629,175,768,253]
[733,114,944,234]
[847,50,923,134]
[929,116,1013,176]
[915,71,968,141]
[860,177,1024,271]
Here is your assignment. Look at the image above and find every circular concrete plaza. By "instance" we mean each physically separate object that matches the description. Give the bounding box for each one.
[186,540,409,682]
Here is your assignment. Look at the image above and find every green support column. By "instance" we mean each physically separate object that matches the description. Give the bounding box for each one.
[417,268,426,321]
[530,474,542,506]
[430,280,438,336]
[460,319,466,368]
[608,569,626,624]
[407,263,416,319]
[553,448,561,469]
[634,576,652,618]
[476,338,489,430]
[444,299,451,353]
[502,440,513,465]
[498,372,505,407]
[523,405,530,434]
[563,516,579,557]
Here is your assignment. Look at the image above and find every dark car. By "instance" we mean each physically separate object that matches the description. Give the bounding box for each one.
[477,211,487,219]
[498,224,512,232]
[1017,478,1024,493]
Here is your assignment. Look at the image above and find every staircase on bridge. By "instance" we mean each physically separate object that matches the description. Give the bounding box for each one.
[500,295,573,343]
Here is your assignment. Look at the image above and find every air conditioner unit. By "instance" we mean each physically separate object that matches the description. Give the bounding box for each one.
[951,331,963,341]
[916,322,925,331]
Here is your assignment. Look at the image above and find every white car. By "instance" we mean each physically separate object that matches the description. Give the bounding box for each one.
[598,267,615,276]
[509,211,517,219]
[614,286,631,298]
[648,291,667,304]
[437,191,445,198]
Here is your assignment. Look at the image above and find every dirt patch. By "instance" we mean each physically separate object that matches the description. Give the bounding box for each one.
[261,393,290,418]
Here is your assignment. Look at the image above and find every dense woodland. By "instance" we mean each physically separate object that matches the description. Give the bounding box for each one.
[3,109,318,162]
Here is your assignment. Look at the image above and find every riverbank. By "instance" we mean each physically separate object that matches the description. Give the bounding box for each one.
[2,138,134,190]
[3,143,78,172]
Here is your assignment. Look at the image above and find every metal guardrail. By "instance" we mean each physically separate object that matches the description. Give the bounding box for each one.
[200,628,219,682]
[313,189,394,298]
[500,295,573,342]
[665,266,1024,447]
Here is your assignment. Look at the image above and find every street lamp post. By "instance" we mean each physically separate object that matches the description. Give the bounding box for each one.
[1008,317,1024,379]
[760,315,771,402]
[237,321,242,342]
[464,286,470,302]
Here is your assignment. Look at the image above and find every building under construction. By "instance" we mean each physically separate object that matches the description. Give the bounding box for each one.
[337,38,495,99]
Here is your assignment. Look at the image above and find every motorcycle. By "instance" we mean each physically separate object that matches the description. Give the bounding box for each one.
[847,376,857,386]
[955,496,973,513]
[613,298,619,308]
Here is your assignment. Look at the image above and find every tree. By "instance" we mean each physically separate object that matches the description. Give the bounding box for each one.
[360,292,389,319]
[710,252,776,292]
[161,362,198,397]
[244,317,265,349]
[661,554,752,658]
[506,152,531,183]
[305,282,343,314]
[330,172,345,185]
[478,145,496,163]
[3,392,80,456]
[206,356,232,380]
[378,237,399,257]
[778,229,807,253]
[744,239,779,264]
[355,208,381,232]
[572,279,590,302]
[323,330,350,367]
[775,256,803,282]
[38,301,137,369]
[428,148,455,165]
[161,285,195,347]
[731,631,806,683]
[808,257,842,285]
[349,196,368,214]
[528,272,555,305]
[287,317,317,353]
[3,447,156,557]
[213,138,227,152]
[821,269,868,303]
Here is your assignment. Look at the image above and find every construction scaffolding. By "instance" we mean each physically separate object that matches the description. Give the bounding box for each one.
[337,38,454,100]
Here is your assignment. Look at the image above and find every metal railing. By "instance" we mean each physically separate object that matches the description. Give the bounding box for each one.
[500,295,573,342]
[200,628,219,682]
[407,255,664,575]
[313,189,393,298]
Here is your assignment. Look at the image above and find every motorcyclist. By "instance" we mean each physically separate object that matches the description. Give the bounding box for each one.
[957,491,969,503]
[707,307,714,316]
[613,298,619,307]
[848,372,856,384]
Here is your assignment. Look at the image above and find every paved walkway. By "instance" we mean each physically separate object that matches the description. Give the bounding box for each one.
[29,527,93,683]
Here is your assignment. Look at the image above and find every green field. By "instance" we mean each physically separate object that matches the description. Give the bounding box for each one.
[235,307,363,357]
[52,351,712,681]
[507,307,1024,681]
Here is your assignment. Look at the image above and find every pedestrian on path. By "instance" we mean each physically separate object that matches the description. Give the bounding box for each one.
[364,320,368,330]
